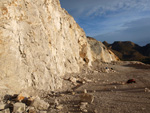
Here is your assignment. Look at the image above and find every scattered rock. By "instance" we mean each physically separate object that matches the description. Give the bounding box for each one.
[93,90,96,93]
[31,97,49,110]
[94,71,98,73]
[142,108,146,110]
[84,89,87,94]
[80,102,88,112]
[71,92,76,95]
[84,78,92,83]
[145,88,150,92]
[54,99,59,106]
[26,106,36,113]
[80,93,94,103]
[113,86,117,89]
[69,77,77,85]
[0,104,5,110]
[56,105,63,110]
[13,102,26,113]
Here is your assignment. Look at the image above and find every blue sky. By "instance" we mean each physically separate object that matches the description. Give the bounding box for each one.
[60,0,150,46]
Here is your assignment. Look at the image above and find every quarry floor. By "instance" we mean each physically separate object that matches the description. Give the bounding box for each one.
[47,61,150,113]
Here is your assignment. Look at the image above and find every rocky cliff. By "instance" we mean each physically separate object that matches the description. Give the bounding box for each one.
[0,0,117,94]
[87,37,119,62]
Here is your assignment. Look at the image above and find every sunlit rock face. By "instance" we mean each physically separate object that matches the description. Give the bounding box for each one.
[87,37,119,62]
[0,0,118,93]
[0,0,93,92]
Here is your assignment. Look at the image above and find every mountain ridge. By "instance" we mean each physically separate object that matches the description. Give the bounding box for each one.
[103,41,150,64]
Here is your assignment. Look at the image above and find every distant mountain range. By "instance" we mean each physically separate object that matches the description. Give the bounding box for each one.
[103,41,150,64]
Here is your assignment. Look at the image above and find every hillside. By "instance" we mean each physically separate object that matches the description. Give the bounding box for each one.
[103,41,150,64]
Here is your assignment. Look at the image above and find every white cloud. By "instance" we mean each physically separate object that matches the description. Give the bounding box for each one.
[94,17,150,45]
[61,0,150,17]
[60,0,150,45]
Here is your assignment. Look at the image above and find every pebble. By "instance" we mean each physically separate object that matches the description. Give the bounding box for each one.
[80,93,94,103]
[80,102,88,111]
[0,104,5,110]
[56,105,63,110]
[13,102,26,113]
[142,108,146,110]
[71,92,76,95]
[145,88,150,92]
[113,86,117,89]
[31,97,49,110]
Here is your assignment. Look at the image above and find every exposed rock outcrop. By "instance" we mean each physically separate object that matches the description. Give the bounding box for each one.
[0,0,117,95]
[87,37,119,62]
[0,0,93,93]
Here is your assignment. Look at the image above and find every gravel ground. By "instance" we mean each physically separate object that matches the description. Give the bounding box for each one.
[47,61,150,113]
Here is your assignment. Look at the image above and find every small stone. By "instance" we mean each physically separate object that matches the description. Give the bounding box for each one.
[71,92,75,95]
[80,93,94,103]
[82,81,86,84]
[121,82,126,85]
[13,102,26,113]
[84,89,87,94]
[54,99,59,106]
[80,102,88,111]
[145,88,150,92]
[94,109,98,113]
[56,105,63,110]
[81,102,88,105]
[31,97,49,110]
[113,86,117,89]
[83,109,88,112]
[60,94,65,97]
[94,71,98,73]
[0,104,5,110]
[69,77,77,84]
[27,107,36,113]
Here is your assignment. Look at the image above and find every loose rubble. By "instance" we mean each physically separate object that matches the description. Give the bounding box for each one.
[31,97,49,110]
[0,94,50,113]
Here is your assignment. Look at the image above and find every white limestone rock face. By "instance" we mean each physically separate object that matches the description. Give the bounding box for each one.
[0,0,92,92]
[87,37,119,62]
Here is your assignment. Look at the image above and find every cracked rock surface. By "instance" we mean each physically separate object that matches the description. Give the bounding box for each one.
[0,0,118,95]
